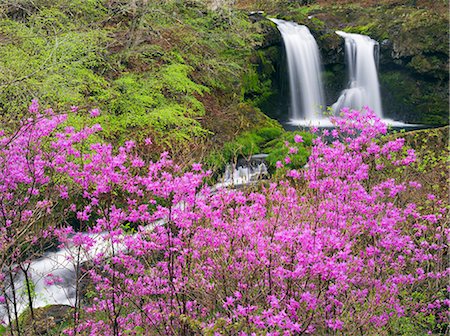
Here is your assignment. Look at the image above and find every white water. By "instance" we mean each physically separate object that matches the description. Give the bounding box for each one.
[0,233,123,323]
[287,118,415,128]
[270,18,325,121]
[332,31,383,117]
[0,223,164,324]
[0,158,269,323]
[215,154,268,188]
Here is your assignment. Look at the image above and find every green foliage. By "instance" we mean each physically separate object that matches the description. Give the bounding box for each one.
[109,74,161,116]
[222,132,264,161]
[148,104,210,144]
[92,65,210,145]
[388,289,448,335]
[161,63,209,95]
[241,65,273,106]
[0,0,278,157]
[265,131,313,169]
[0,14,110,117]
[256,126,283,141]
[20,277,36,302]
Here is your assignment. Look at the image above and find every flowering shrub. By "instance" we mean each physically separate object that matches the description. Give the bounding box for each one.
[0,101,71,333]
[0,103,448,335]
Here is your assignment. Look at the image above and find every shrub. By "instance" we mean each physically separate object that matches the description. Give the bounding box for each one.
[0,103,447,335]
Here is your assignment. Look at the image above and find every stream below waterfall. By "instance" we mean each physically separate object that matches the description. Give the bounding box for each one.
[0,156,269,324]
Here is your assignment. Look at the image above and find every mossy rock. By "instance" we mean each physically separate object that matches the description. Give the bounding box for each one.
[18,304,73,335]
[407,54,448,79]
[380,70,448,125]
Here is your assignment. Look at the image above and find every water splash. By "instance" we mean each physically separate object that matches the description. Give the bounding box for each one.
[215,154,269,189]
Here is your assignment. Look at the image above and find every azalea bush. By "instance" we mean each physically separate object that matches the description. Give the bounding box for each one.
[0,103,448,335]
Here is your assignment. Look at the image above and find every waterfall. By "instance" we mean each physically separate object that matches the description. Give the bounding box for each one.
[332,31,383,117]
[270,19,325,121]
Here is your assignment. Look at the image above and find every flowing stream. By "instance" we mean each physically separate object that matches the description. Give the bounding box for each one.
[215,154,268,188]
[0,157,268,324]
[0,233,127,324]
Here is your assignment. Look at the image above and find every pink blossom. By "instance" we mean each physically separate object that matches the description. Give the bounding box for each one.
[0,102,446,335]
[192,163,202,171]
[90,108,100,117]
[28,99,39,113]
[289,147,298,154]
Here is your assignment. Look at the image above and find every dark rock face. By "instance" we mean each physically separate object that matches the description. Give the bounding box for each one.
[254,5,449,125]
[256,19,283,49]
[354,10,447,124]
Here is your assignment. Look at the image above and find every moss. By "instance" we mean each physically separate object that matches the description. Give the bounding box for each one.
[256,127,283,141]
[389,8,448,56]
[408,54,447,78]
[380,70,448,125]
[343,22,378,36]
[12,304,73,335]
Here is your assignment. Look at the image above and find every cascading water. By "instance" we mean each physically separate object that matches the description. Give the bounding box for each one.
[0,157,269,324]
[332,31,383,117]
[215,154,268,188]
[0,233,127,323]
[270,19,325,122]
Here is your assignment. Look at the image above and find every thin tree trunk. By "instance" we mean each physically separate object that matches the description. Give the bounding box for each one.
[8,268,21,336]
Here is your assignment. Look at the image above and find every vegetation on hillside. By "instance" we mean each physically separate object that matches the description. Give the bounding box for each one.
[0,0,284,169]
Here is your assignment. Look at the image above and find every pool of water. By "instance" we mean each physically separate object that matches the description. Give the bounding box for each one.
[280,117,433,132]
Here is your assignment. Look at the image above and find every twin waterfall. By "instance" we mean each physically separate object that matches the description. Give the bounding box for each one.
[271,19,383,123]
